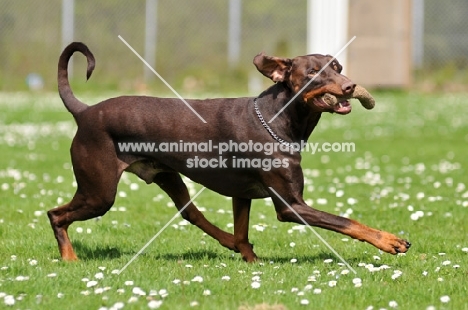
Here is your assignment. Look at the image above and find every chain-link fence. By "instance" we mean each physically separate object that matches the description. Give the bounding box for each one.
[1,0,467,92]
[0,0,307,93]
[423,0,468,68]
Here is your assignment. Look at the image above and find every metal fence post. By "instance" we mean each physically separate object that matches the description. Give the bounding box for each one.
[145,0,158,81]
[228,0,241,68]
[62,0,74,78]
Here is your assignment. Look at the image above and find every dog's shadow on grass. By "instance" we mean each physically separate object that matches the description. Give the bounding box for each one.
[73,244,223,262]
[72,242,365,266]
[151,250,224,262]
[148,250,365,266]
[73,241,128,261]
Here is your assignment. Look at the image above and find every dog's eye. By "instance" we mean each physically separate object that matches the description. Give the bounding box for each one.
[307,69,319,77]
[331,61,341,73]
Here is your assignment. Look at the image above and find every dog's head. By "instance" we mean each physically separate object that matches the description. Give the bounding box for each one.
[253,53,355,115]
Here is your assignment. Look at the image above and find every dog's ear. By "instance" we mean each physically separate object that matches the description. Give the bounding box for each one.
[253,52,292,82]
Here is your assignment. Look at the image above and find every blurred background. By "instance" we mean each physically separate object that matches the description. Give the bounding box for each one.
[1,0,468,95]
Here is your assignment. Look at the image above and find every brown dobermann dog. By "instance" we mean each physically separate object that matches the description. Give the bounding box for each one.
[48,42,411,262]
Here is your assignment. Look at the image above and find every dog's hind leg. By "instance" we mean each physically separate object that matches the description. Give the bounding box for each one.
[268,185,411,255]
[232,197,257,262]
[47,137,123,261]
[153,172,237,252]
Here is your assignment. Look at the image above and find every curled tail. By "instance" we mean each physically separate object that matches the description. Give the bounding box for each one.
[58,42,95,115]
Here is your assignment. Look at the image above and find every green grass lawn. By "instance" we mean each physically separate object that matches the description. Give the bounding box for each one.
[0,90,467,309]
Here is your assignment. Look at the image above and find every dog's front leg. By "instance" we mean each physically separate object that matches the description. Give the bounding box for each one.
[267,186,411,255]
[232,197,257,262]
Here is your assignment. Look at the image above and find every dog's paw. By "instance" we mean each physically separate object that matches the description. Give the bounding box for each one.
[242,252,258,263]
[219,235,238,252]
[379,233,411,254]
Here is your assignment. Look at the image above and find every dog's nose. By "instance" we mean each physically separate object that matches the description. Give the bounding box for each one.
[342,82,356,95]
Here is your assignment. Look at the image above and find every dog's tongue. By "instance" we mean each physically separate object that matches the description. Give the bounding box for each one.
[334,100,352,114]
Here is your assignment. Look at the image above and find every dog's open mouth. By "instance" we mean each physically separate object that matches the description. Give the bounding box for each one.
[333,99,352,114]
[313,96,352,115]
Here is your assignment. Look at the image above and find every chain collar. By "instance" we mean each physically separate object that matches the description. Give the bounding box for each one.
[253,98,296,150]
